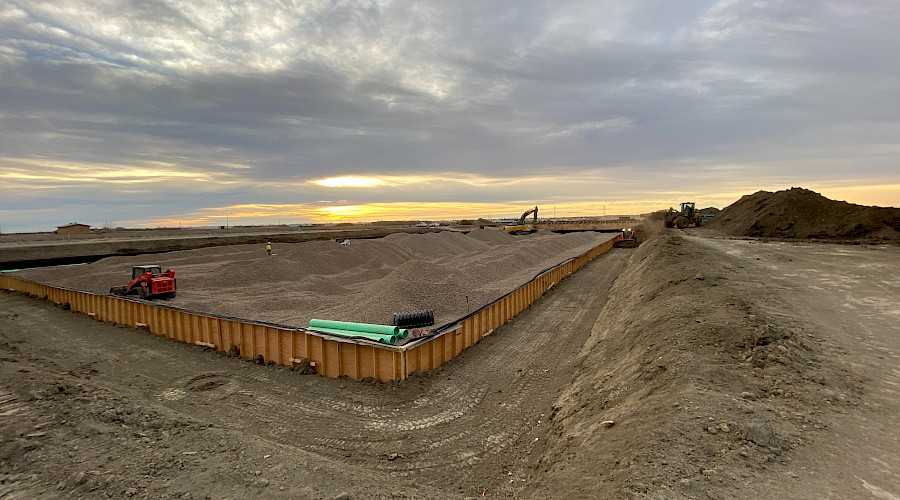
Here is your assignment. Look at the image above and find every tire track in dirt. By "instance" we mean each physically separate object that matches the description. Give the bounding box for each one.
[0,244,626,497]
[0,391,29,419]
[150,249,628,490]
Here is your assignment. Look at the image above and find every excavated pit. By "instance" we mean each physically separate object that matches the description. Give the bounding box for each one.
[12,229,618,333]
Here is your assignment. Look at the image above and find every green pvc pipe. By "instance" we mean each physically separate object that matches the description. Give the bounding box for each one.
[309,319,400,336]
[306,325,398,345]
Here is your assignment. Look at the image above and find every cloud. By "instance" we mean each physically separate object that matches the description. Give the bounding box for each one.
[1,0,899,231]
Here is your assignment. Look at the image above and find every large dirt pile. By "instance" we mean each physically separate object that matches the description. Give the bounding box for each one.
[527,229,856,499]
[13,229,614,331]
[706,187,900,241]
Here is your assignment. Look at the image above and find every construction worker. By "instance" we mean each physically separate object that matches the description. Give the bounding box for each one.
[266,241,272,256]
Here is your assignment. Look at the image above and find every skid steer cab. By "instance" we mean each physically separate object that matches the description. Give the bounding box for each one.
[613,227,637,248]
[109,265,176,300]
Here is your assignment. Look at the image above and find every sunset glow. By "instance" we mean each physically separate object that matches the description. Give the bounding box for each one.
[125,178,900,229]
[313,177,384,188]
[1,1,898,233]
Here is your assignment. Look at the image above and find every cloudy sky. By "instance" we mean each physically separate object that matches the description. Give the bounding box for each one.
[1,0,898,231]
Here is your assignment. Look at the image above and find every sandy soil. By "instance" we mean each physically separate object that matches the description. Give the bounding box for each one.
[1,228,898,499]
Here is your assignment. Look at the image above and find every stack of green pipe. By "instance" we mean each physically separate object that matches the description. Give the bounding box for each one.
[309,326,398,345]
[308,319,409,345]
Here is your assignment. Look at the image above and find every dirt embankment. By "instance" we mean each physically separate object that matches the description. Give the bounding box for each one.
[528,229,865,499]
[705,187,900,242]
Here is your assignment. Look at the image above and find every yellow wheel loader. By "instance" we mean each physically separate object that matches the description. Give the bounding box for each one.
[664,202,702,229]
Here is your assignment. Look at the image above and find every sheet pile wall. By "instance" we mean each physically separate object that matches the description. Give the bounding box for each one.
[0,237,618,381]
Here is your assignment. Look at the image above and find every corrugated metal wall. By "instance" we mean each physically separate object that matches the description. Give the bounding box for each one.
[0,236,617,381]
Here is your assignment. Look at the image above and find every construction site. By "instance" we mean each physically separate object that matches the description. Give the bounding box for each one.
[0,187,898,499]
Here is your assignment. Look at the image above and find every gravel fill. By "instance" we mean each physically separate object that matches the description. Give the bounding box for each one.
[14,229,615,330]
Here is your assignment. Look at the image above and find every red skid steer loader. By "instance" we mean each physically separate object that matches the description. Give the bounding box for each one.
[613,227,638,248]
[109,265,176,300]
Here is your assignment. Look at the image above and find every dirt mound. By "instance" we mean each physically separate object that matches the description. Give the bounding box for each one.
[706,187,900,241]
[529,230,855,499]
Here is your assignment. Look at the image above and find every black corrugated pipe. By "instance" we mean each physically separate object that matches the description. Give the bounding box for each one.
[392,309,435,329]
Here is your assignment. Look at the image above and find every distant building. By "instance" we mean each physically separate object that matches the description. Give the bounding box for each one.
[57,223,91,235]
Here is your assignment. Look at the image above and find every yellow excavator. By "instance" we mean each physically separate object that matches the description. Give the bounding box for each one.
[504,206,538,234]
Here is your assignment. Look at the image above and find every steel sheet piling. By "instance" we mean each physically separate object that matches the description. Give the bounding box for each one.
[1,235,618,381]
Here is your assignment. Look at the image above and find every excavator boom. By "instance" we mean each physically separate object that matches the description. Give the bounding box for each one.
[505,206,538,234]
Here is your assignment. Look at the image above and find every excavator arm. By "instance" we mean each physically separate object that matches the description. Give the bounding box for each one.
[505,206,539,234]
[517,206,538,226]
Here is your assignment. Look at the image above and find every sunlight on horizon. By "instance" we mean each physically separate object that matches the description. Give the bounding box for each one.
[140,200,665,228]
[131,179,900,229]
[312,176,384,188]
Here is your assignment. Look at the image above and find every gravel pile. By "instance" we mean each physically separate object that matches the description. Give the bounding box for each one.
[14,229,615,331]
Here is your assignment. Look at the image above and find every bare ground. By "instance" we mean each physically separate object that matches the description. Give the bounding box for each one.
[530,229,899,499]
[1,229,898,499]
